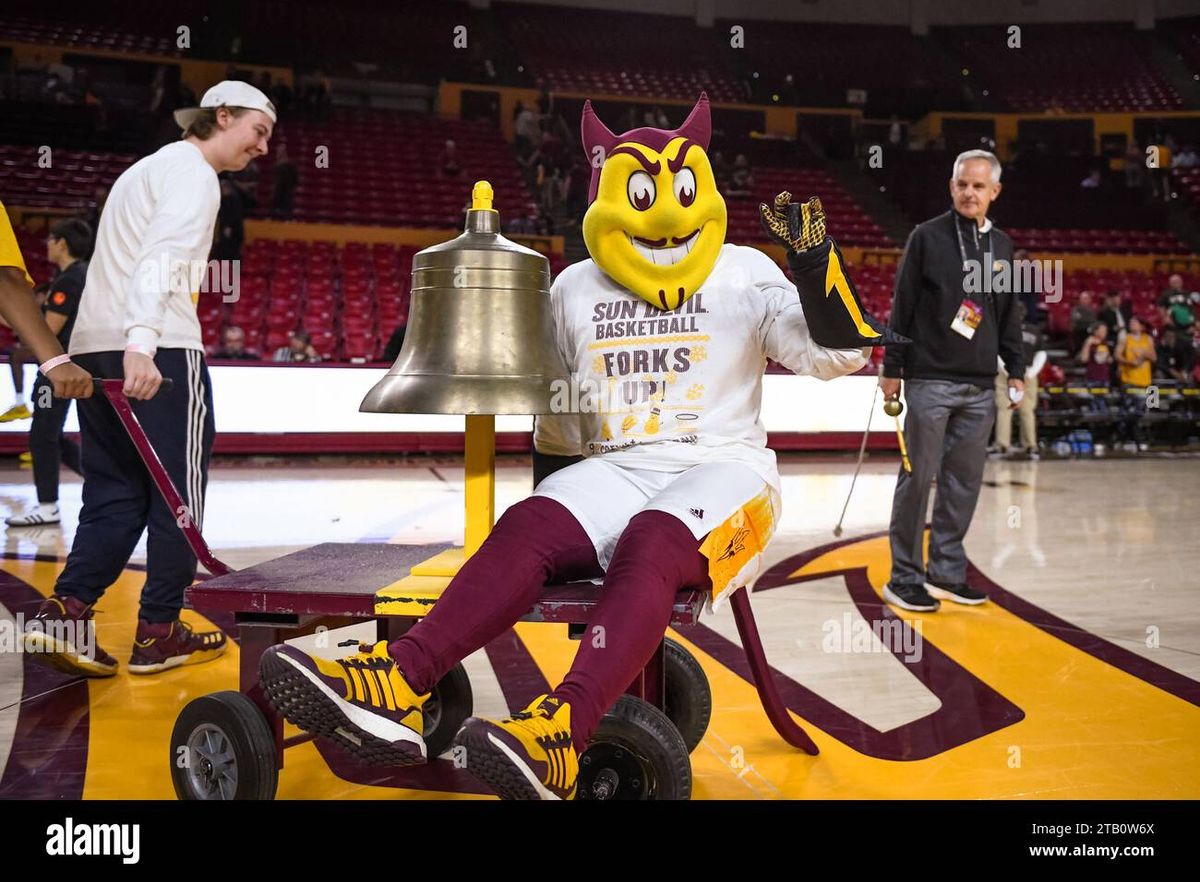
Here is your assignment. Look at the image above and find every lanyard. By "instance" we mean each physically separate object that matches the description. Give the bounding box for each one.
[955,214,996,313]
[955,214,991,269]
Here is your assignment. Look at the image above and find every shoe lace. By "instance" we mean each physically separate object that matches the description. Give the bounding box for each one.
[342,644,390,671]
[511,706,567,747]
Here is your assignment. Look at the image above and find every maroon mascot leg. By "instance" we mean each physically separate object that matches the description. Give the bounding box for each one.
[387,496,600,694]
[551,510,711,752]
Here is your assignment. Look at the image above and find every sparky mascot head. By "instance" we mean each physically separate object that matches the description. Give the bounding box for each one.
[581,93,727,311]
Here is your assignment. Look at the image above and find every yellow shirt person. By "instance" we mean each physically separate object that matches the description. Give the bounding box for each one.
[1117,321,1156,387]
[0,201,34,286]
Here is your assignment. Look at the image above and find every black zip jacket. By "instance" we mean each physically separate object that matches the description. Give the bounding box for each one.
[883,209,1025,388]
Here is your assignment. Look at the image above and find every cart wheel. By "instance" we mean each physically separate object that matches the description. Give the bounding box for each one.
[423,662,473,759]
[577,694,691,800]
[170,691,278,800]
[663,637,711,753]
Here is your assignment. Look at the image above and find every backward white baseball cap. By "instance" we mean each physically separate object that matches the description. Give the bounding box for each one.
[174,80,278,131]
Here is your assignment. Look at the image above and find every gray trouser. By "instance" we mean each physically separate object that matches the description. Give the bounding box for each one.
[888,379,995,587]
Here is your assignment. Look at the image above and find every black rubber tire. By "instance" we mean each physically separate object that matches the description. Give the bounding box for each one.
[170,691,278,800]
[423,662,473,759]
[577,694,692,800]
[663,637,711,753]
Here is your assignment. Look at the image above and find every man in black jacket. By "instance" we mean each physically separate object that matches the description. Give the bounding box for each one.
[881,150,1025,612]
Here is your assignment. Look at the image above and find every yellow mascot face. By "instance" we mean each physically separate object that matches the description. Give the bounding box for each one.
[580,95,727,311]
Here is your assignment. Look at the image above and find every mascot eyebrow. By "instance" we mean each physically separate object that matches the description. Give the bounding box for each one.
[667,140,700,172]
[608,145,661,174]
[606,141,699,176]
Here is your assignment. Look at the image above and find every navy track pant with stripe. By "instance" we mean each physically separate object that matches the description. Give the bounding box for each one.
[55,348,215,624]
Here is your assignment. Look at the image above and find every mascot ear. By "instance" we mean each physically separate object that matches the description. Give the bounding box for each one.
[673,92,712,150]
[581,100,620,204]
[581,100,618,165]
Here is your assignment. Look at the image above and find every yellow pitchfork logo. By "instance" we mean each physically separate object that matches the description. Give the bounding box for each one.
[824,246,877,340]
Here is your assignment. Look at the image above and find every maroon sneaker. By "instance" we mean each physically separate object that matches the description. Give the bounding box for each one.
[128,618,227,675]
[22,595,118,677]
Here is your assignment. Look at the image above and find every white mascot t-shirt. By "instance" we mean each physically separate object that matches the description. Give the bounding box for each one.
[535,243,869,494]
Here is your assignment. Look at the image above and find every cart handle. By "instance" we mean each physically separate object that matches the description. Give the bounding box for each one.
[93,377,232,576]
[93,377,175,393]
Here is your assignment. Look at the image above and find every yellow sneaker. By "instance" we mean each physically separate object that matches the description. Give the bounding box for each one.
[259,639,428,765]
[454,694,578,799]
[0,404,32,422]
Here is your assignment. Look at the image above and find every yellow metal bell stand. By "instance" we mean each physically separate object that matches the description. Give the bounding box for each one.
[412,182,499,577]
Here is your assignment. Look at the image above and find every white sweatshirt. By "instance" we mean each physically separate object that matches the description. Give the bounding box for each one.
[70,140,219,355]
[534,243,869,492]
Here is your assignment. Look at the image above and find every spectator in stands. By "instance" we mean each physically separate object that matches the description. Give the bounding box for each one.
[1124,140,1144,190]
[84,185,108,231]
[1172,144,1198,169]
[440,139,462,178]
[537,125,564,168]
[993,316,1046,458]
[1070,290,1098,349]
[540,162,563,215]
[271,145,298,218]
[213,178,245,262]
[728,154,754,198]
[1098,289,1129,343]
[303,69,332,116]
[1162,284,1196,379]
[1116,316,1155,387]
[644,106,669,128]
[1078,322,1113,384]
[508,214,535,235]
[269,78,293,115]
[514,102,540,159]
[273,329,320,363]
[619,107,639,134]
[84,86,109,132]
[212,326,259,361]
[1013,248,1041,321]
[382,323,407,363]
[1159,275,1194,331]
[229,159,260,214]
[1156,327,1194,382]
[710,151,730,191]
[1148,134,1172,203]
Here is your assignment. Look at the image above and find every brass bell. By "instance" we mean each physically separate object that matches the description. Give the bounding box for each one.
[361,181,570,415]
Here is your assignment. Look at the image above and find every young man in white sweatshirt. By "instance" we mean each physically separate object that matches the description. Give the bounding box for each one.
[23,81,276,677]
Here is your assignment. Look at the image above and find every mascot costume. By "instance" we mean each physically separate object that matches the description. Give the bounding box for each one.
[259,94,903,800]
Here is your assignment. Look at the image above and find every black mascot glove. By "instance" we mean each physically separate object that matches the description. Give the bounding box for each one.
[760,192,909,349]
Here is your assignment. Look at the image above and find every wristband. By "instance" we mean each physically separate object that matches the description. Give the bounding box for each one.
[40,354,71,374]
[125,344,156,357]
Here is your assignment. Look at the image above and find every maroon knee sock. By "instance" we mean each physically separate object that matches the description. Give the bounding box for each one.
[551,510,711,753]
[387,496,598,695]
